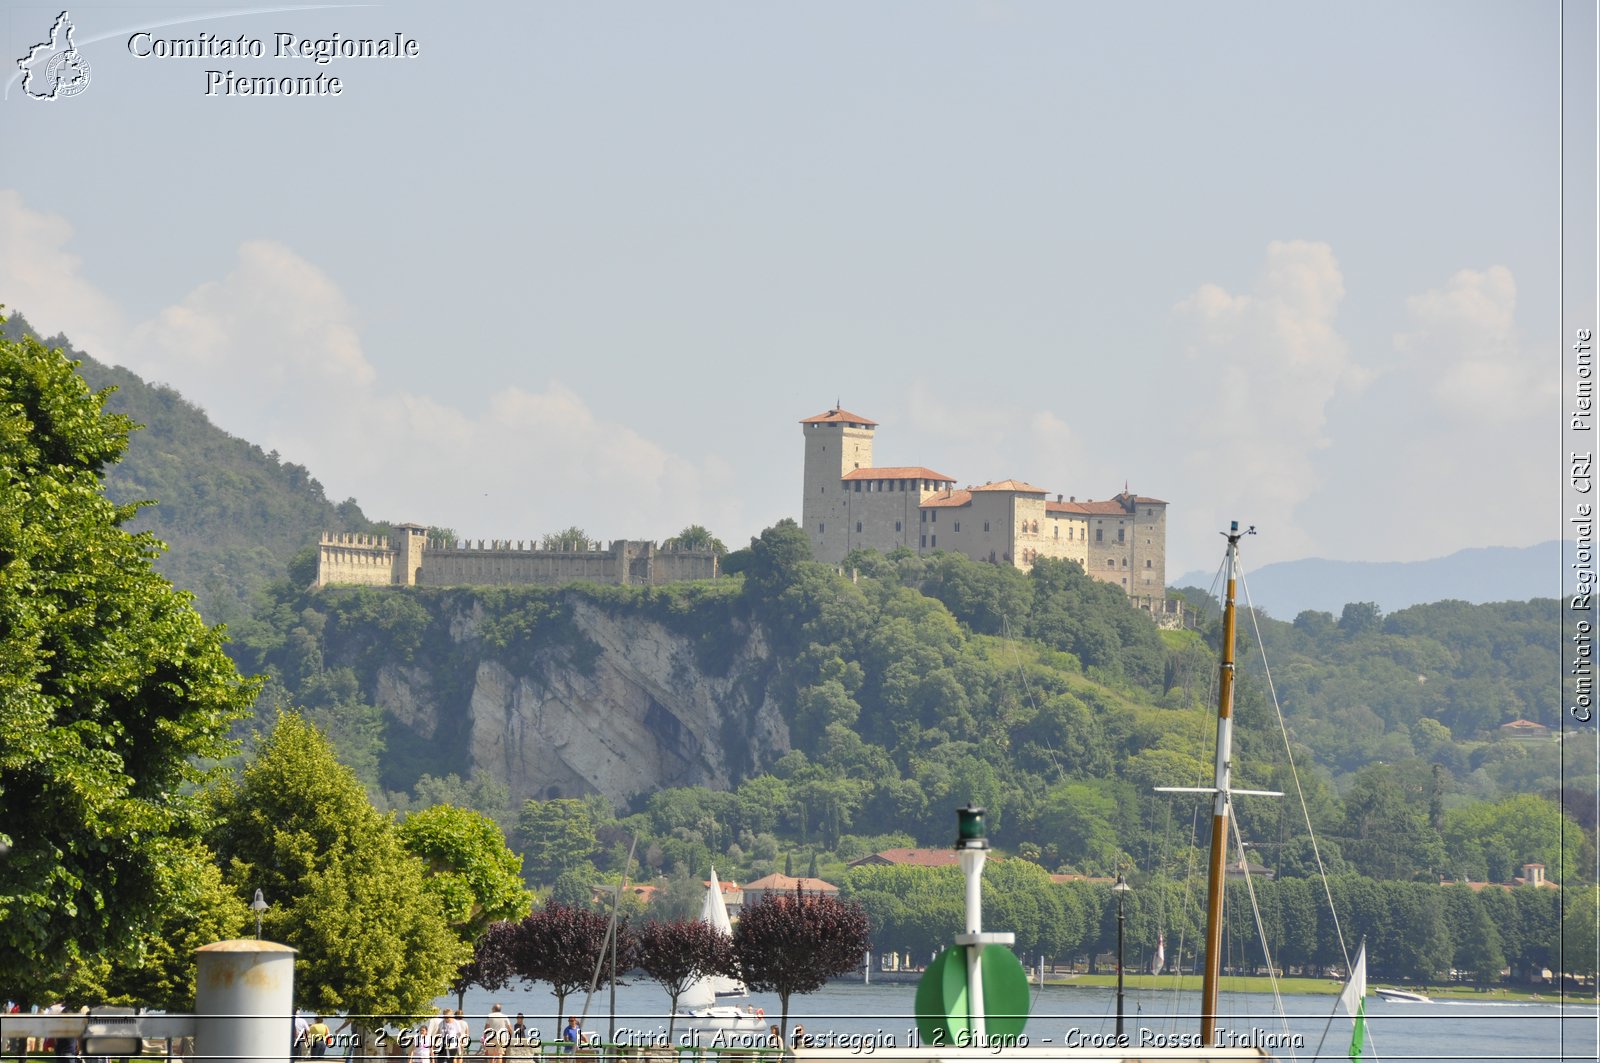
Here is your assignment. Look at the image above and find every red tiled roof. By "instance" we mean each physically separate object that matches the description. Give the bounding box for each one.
[1046,493,1168,516]
[800,407,878,427]
[848,848,964,869]
[842,466,956,482]
[969,479,1049,495]
[920,490,973,509]
[742,873,839,893]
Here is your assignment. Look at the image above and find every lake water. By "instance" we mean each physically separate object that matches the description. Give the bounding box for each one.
[448,979,1600,1063]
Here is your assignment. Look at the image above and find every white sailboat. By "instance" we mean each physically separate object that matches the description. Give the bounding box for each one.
[676,868,768,1035]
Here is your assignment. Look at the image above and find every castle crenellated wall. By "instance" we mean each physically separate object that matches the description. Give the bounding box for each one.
[317,532,399,586]
[315,532,720,589]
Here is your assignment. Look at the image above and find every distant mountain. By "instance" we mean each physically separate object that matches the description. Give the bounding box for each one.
[1174,541,1565,617]
[3,312,382,624]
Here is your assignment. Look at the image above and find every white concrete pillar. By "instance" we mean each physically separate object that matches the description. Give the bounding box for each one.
[195,940,297,1063]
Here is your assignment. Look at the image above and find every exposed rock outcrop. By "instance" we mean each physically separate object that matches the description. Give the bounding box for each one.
[371,595,787,806]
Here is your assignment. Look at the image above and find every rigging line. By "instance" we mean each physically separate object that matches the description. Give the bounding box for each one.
[1227,813,1298,1062]
[1236,563,1357,979]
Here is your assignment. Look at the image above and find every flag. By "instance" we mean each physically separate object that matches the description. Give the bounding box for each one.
[1151,932,1165,975]
[1339,944,1368,1060]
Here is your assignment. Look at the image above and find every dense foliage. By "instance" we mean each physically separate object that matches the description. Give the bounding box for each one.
[208,713,467,1016]
[0,322,256,1000]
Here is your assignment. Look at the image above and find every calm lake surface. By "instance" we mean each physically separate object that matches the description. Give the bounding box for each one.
[450,979,1600,1063]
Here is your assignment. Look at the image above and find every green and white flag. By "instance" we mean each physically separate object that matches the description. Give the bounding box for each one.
[1339,943,1368,1060]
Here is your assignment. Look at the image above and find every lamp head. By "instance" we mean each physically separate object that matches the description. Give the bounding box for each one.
[955,805,988,850]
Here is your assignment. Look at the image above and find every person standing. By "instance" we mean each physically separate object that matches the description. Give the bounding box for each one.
[293,1013,310,1059]
[306,1018,331,1060]
[562,1018,580,1054]
[483,1005,511,1063]
[449,1010,470,1063]
[409,1027,433,1063]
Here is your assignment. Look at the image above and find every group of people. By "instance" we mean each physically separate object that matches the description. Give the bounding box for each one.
[410,1006,536,1063]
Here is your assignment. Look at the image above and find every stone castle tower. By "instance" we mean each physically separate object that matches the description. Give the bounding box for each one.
[800,407,878,563]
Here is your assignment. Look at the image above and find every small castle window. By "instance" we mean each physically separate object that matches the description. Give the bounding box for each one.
[931,534,937,547]
[931,511,937,523]
[819,523,825,533]
[895,521,902,532]
[854,481,861,492]
[921,535,927,548]
[1095,529,1103,542]
[921,511,927,523]
[1118,528,1125,543]
[1145,559,1152,567]
[1106,559,1115,568]
[1054,526,1060,539]
[983,521,990,532]
[856,521,863,533]
[954,521,961,532]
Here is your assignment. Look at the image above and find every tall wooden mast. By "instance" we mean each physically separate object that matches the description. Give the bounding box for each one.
[1155,521,1277,1047]
[1199,521,1245,1044]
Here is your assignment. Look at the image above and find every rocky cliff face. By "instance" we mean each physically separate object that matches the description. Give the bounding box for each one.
[370,596,788,807]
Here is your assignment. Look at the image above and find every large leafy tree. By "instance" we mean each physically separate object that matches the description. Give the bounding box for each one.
[635,918,737,1039]
[209,713,467,1017]
[516,798,601,883]
[733,888,871,1037]
[399,804,532,939]
[0,325,256,998]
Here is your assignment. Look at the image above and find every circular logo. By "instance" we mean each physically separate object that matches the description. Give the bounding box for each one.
[44,49,91,97]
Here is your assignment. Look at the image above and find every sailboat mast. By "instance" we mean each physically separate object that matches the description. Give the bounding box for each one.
[1200,521,1246,1046]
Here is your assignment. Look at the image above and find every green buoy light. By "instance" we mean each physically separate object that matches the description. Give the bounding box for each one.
[955,804,987,850]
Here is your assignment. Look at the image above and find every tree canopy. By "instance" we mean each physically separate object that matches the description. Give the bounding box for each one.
[0,323,256,998]
[734,889,870,1035]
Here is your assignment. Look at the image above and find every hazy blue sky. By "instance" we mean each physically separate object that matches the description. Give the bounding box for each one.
[2,1,1591,576]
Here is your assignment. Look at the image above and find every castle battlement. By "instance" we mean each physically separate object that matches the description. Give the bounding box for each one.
[314,526,720,590]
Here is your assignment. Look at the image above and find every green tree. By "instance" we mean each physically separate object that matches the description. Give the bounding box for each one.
[516,799,602,883]
[209,714,467,1015]
[56,841,250,1009]
[663,524,728,555]
[542,526,594,551]
[0,325,256,997]
[399,804,533,941]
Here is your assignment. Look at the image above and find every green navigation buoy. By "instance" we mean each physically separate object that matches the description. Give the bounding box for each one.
[914,944,1030,1047]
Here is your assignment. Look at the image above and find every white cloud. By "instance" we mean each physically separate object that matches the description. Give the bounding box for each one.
[0,190,124,358]
[1,192,739,544]
[1172,240,1369,559]
[1394,265,1552,423]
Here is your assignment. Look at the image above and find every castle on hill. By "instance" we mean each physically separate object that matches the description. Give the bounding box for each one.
[801,406,1170,611]
[313,405,1170,612]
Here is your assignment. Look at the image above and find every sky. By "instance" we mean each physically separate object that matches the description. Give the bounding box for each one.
[1,1,1593,577]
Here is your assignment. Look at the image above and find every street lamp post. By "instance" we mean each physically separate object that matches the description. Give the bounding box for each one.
[251,889,268,939]
[1113,874,1132,1041]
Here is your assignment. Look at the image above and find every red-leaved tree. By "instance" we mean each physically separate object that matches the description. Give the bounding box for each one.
[733,888,871,1037]
[452,918,519,1010]
[510,903,632,1035]
[636,918,738,1040]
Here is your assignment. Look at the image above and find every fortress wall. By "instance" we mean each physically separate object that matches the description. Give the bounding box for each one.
[649,550,720,583]
[843,483,921,556]
[422,543,622,587]
[1038,512,1090,569]
[316,533,399,587]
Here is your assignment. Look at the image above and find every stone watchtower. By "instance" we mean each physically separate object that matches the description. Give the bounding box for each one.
[393,522,428,585]
[800,406,877,564]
